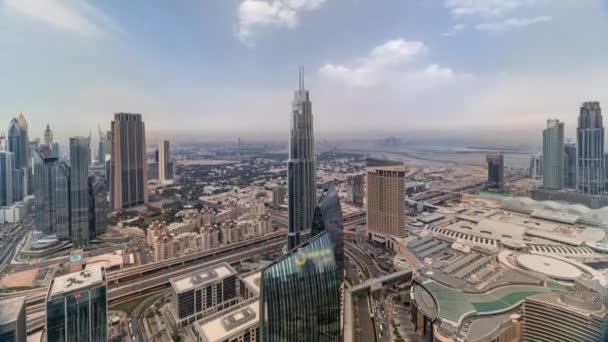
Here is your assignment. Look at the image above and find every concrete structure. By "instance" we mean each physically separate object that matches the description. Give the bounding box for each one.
[158,139,173,182]
[287,68,316,250]
[271,186,285,210]
[577,101,605,195]
[170,263,238,327]
[486,154,504,192]
[0,151,14,206]
[33,149,58,234]
[564,142,577,189]
[46,267,107,342]
[543,119,564,189]
[347,174,364,206]
[110,113,148,209]
[0,296,26,342]
[55,161,71,240]
[522,291,607,342]
[366,166,405,243]
[195,300,260,342]
[70,137,91,248]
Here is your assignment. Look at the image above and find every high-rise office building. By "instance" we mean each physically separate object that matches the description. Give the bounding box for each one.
[272,186,286,209]
[45,267,107,342]
[529,154,543,180]
[17,114,28,168]
[70,137,91,248]
[110,113,148,209]
[158,140,173,182]
[311,183,344,286]
[542,119,564,189]
[287,68,316,250]
[347,174,364,207]
[33,150,58,234]
[259,230,340,342]
[366,166,405,243]
[564,143,577,189]
[7,114,29,170]
[577,101,605,195]
[55,161,71,240]
[486,154,504,192]
[44,124,53,145]
[96,126,110,165]
[89,177,107,238]
[0,296,27,342]
[0,151,14,206]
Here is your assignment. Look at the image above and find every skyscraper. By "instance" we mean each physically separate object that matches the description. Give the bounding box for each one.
[486,154,504,192]
[272,186,286,209]
[44,124,53,146]
[17,114,28,169]
[311,183,344,286]
[287,68,316,250]
[110,113,148,210]
[529,154,543,180]
[33,149,58,234]
[347,174,364,207]
[96,126,110,165]
[0,151,14,206]
[158,140,172,182]
[89,177,107,238]
[577,101,605,195]
[45,267,107,342]
[542,119,564,189]
[55,161,71,240]
[366,166,405,244]
[564,142,576,189]
[259,231,340,342]
[70,137,91,248]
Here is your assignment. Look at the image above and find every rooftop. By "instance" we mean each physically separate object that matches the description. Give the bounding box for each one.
[197,300,259,342]
[171,263,235,294]
[49,267,104,298]
[241,272,261,296]
[0,296,26,325]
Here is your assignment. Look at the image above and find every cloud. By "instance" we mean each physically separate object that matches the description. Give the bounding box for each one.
[2,0,113,36]
[476,15,551,32]
[442,24,466,36]
[445,0,537,18]
[319,38,464,88]
[238,0,327,43]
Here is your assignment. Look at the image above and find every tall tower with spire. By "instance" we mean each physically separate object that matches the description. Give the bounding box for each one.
[44,124,53,145]
[287,67,316,250]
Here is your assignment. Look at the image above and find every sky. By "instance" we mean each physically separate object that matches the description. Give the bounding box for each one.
[1,0,608,145]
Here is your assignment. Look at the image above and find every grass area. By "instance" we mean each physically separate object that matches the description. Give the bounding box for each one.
[0,264,15,276]
[0,286,37,293]
[110,294,154,315]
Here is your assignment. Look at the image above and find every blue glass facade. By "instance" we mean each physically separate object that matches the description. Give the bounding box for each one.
[260,231,341,342]
[311,183,344,286]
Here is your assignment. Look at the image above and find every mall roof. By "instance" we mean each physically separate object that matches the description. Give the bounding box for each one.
[197,300,259,342]
[49,267,104,298]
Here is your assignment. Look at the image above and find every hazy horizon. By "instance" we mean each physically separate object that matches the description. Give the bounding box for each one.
[2,0,608,146]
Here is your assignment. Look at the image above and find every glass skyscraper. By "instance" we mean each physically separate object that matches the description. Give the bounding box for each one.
[287,68,316,250]
[311,183,344,286]
[33,149,58,234]
[259,231,341,342]
[70,137,91,248]
[577,101,605,195]
[55,162,71,240]
[0,151,14,206]
[45,267,107,342]
[542,119,564,189]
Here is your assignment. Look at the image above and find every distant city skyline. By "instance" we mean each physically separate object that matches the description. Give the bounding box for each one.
[2,1,608,141]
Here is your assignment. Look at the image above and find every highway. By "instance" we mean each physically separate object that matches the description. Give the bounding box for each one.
[107,240,283,304]
[0,224,30,273]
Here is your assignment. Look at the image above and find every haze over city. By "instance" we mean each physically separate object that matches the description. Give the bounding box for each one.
[2,0,608,143]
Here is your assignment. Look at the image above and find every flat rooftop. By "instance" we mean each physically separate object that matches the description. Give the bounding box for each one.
[197,300,259,342]
[0,296,25,325]
[49,267,104,298]
[241,272,261,296]
[171,263,235,294]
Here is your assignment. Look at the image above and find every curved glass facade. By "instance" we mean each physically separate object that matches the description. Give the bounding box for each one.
[260,231,340,342]
[312,184,344,286]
